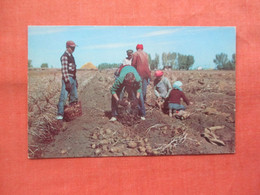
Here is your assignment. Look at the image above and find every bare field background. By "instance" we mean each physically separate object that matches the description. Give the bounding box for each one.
[28,69,235,158]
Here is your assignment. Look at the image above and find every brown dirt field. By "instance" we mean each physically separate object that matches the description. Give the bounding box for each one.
[28,69,235,158]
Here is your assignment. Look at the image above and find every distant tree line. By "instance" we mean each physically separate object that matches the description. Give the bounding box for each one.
[28,59,33,68]
[98,63,120,70]
[41,63,48,68]
[213,53,236,70]
[149,52,195,70]
[83,52,236,71]
[28,60,50,69]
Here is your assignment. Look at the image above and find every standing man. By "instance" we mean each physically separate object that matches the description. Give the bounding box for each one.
[110,66,146,121]
[131,44,151,102]
[122,49,133,65]
[114,49,134,79]
[56,40,78,120]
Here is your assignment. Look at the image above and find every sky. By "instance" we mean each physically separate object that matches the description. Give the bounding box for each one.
[28,26,236,69]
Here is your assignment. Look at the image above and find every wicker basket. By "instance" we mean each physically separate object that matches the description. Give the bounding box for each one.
[63,101,82,122]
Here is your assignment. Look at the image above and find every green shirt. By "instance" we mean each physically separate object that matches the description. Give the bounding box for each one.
[111,66,142,95]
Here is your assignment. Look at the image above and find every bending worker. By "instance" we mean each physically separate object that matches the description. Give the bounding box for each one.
[110,66,146,122]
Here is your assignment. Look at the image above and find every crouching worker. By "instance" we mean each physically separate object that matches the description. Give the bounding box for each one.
[168,81,190,117]
[154,70,172,110]
[56,41,78,120]
[110,66,146,122]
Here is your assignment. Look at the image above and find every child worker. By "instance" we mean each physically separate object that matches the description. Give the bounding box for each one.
[168,81,191,117]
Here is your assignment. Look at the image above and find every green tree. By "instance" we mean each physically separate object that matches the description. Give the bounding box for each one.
[162,52,167,68]
[41,63,48,68]
[149,53,159,70]
[162,52,177,69]
[28,59,33,68]
[168,52,177,69]
[213,53,229,70]
[231,53,236,69]
[177,54,194,70]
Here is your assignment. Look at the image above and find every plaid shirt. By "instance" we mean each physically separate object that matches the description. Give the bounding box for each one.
[61,51,76,83]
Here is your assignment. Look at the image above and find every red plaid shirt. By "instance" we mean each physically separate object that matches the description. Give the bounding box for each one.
[61,51,76,83]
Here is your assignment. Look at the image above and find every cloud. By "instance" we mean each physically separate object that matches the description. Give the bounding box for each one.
[182,26,224,34]
[141,29,180,37]
[28,26,69,35]
[83,42,133,49]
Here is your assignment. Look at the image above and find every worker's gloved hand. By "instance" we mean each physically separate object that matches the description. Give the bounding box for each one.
[65,81,71,92]
[131,99,139,108]
[117,100,128,107]
[157,97,162,102]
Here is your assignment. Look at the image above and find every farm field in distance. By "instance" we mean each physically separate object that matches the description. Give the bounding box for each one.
[28,69,235,158]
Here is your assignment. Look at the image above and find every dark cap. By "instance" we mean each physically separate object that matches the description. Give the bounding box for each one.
[126,49,133,54]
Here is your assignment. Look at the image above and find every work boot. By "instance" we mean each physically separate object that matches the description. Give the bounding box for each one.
[109,117,117,122]
[56,115,63,120]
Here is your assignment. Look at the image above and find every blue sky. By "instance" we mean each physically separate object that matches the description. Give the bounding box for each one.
[28,26,236,69]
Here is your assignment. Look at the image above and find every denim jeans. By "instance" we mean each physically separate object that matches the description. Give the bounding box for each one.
[111,88,146,117]
[57,77,78,116]
[142,78,149,102]
[168,103,186,111]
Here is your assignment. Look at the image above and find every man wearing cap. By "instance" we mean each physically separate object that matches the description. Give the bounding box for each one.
[131,44,151,102]
[122,49,133,65]
[56,40,78,120]
[110,65,146,122]
[154,70,172,99]
[154,70,172,110]
[114,49,134,79]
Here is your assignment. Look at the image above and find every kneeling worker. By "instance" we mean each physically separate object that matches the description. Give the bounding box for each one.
[154,70,172,109]
[110,66,146,121]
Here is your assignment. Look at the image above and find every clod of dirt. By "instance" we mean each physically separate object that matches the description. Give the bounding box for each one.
[138,140,145,147]
[61,149,67,154]
[122,151,129,156]
[91,144,96,149]
[102,145,108,151]
[226,116,235,123]
[128,141,137,148]
[100,140,109,145]
[92,133,98,140]
[110,147,119,153]
[152,150,159,155]
[203,107,218,115]
[105,128,112,135]
[162,130,167,135]
[198,79,205,85]
[98,76,104,82]
[95,148,102,155]
[146,147,153,154]
[138,146,146,153]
